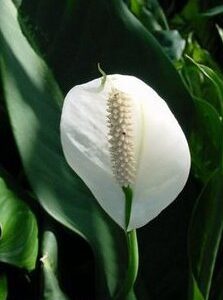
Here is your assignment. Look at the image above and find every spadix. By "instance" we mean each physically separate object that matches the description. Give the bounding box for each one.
[60,75,190,230]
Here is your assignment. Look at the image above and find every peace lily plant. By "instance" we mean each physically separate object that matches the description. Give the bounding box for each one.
[60,69,190,299]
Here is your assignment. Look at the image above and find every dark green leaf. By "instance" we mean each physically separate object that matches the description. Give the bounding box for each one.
[188,60,223,113]
[154,30,185,60]
[129,0,167,31]
[183,37,221,73]
[101,0,194,130]
[0,1,129,298]
[128,0,185,60]
[175,0,222,67]
[20,0,194,130]
[189,99,222,182]
[188,169,223,300]
[0,177,38,270]
[179,57,223,182]
[0,0,195,298]
[0,275,7,300]
[183,56,223,118]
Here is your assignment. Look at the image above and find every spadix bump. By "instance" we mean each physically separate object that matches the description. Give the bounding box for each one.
[107,88,136,187]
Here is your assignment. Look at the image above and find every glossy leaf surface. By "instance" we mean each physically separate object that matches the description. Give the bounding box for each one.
[0,177,38,270]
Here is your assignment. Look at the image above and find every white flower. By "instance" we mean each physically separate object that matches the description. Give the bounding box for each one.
[60,75,191,230]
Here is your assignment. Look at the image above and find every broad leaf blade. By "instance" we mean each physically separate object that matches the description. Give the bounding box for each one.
[0,177,38,270]
[0,0,128,298]
[0,0,195,298]
[21,0,194,133]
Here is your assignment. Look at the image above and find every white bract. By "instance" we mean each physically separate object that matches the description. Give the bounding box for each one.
[60,75,191,230]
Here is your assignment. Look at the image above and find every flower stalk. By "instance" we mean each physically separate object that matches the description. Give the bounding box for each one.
[115,230,139,300]
[115,187,139,300]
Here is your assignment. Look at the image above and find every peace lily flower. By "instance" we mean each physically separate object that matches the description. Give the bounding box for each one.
[60,74,190,231]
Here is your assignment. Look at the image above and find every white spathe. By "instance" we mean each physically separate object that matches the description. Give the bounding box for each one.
[60,75,191,230]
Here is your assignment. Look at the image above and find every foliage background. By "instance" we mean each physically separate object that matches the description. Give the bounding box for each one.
[0,0,223,299]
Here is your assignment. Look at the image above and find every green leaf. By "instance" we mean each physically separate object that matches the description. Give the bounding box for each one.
[154,30,185,60]
[179,57,223,181]
[102,0,194,130]
[216,25,223,44]
[188,169,223,300]
[187,59,223,114]
[0,275,7,300]
[182,37,221,72]
[183,58,223,117]
[189,275,204,300]
[0,1,129,298]
[128,0,185,60]
[129,0,168,31]
[200,5,223,17]
[41,231,68,300]
[0,0,194,298]
[176,0,221,65]
[0,177,38,270]
[20,0,194,131]
[189,99,222,182]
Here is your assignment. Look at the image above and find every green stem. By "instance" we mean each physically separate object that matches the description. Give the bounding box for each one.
[126,229,139,296]
[114,187,139,300]
[115,230,139,300]
[122,186,133,229]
